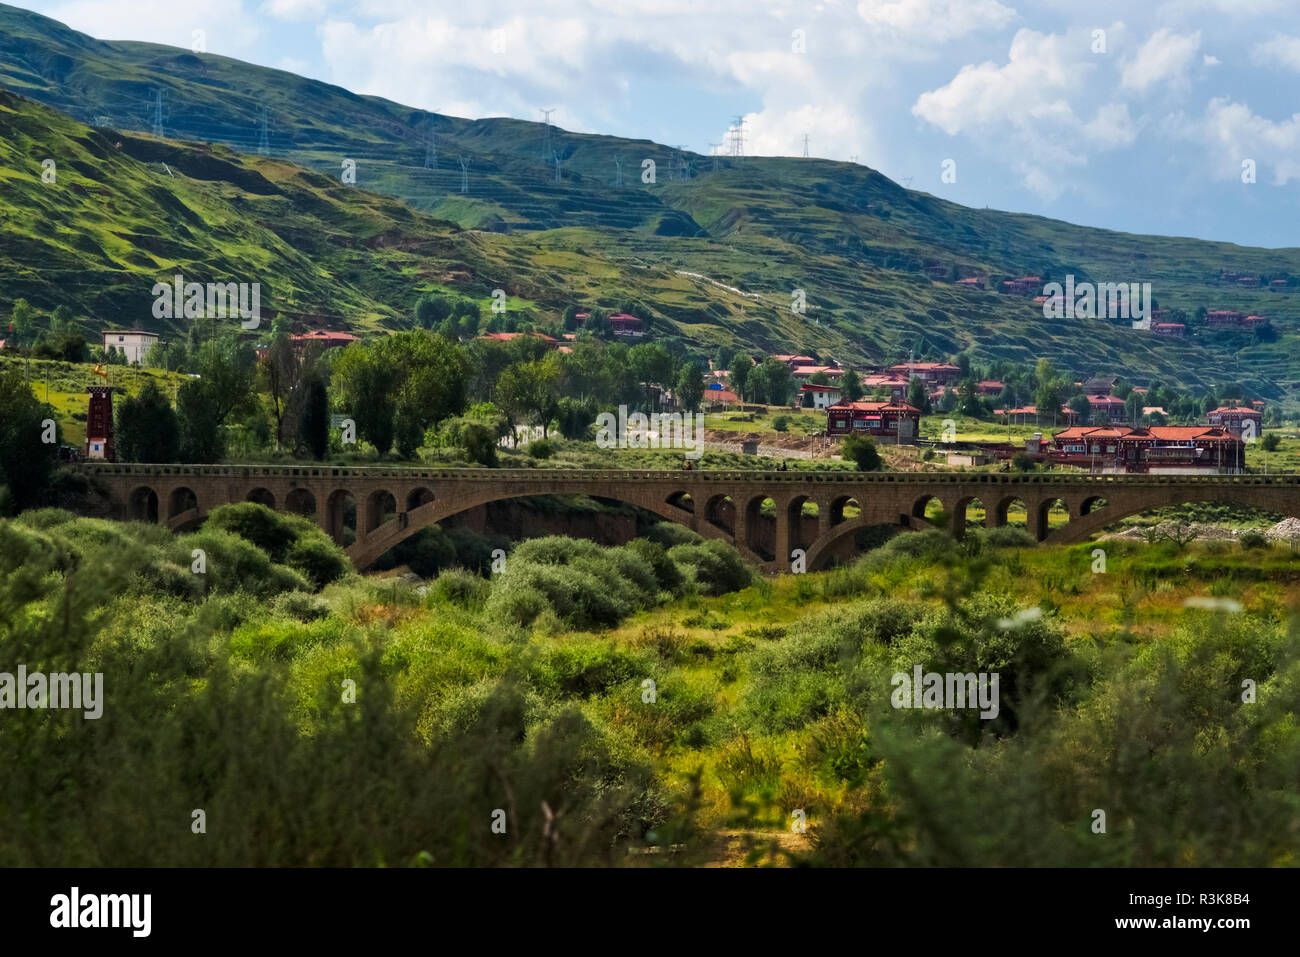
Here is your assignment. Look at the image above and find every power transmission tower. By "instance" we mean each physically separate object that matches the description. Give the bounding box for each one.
[802,133,810,158]
[151,88,165,137]
[672,145,687,181]
[708,142,721,172]
[728,115,745,158]
[553,150,564,184]
[613,155,623,187]
[539,107,556,163]
[424,114,438,168]
[257,107,270,156]
[458,155,469,193]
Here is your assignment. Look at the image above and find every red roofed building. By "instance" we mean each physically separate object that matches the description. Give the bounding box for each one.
[1152,322,1186,337]
[1000,276,1042,296]
[1087,393,1128,423]
[827,400,920,441]
[292,330,359,348]
[1207,405,1262,436]
[801,382,843,409]
[861,374,910,401]
[977,380,1004,396]
[887,362,961,386]
[1051,425,1243,472]
[480,332,559,349]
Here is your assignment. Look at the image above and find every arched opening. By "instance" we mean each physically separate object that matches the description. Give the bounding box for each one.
[1038,498,1070,541]
[365,489,397,535]
[788,495,818,555]
[911,494,943,527]
[326,489,357,546]
[705,494,735,536]
[955,496,987,536]
[406,487,435,513]
[167,486,198,521]
[285,488,316,518]
[745,496,777,562]
[1080,495,1108,516]
[994,496,1028,528]
[829,495,860,527]
[666,491,694,515]
[128,486,159,523]
[246,487,275,509]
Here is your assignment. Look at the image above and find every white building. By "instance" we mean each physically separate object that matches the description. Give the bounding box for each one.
[801,383,843,410]
[102,329,158,365]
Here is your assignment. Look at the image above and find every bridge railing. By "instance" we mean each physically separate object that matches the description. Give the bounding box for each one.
[72,463,1300,487]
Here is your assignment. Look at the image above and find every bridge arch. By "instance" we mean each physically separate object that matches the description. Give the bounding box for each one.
[246,487,275,509]
[406,487,434,512]
[129,485,159,523]
[325,488,357,545]
[345,487,766,571]
[705,494,735,536]
[285,488,316,517]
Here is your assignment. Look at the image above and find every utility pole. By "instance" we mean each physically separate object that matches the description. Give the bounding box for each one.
[424,114,438,168]
[539,107,556,164]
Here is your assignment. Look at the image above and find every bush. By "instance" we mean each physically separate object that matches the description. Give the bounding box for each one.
[667,539,753,596]
[431,567,491,607]
[1240,530,1269,550]
[527,438,556,460]
[841,434,882,471]
[286,536,350,589]
[982,526,1035,549]
[772,416,788,432]
[626,538,685,594]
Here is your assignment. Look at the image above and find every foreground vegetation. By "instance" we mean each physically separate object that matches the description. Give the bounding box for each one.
[2,504,1297,867]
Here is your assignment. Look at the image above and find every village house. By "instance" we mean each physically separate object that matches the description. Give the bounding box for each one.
[1207,405,1263,436]
[291,330,359,353]
[887,362,961,386]
[955,276,984,289]
[861,373,909,401]
[102,329,158,365]
[1087,393,1128,423]
[801,382,843,409]
[977,380,1004,396]
[1000,276,1042,296]
[772,354,816,369]
[480,331,560,349]
[791,364,843,383]
[1152,322,1186,337]
[1050,425,1243,473]
[574,313,645,338]
[1204,310,1263,330]
[826,400,921,442]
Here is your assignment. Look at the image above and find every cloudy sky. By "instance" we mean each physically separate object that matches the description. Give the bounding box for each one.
[18,0,1300,247]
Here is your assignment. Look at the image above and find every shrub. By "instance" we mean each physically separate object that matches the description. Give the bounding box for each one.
[772,416,789,432]
[287,536,350,589]
[527,438,556,459]
[1240,530,1269,550]
[626,538,685,594]
[431,567,491,607]
[667,539,753,595]
[271,590,331,622]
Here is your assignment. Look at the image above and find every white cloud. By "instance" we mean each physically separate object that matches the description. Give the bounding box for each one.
[855,0,1017,44]
[1251,33,1300,72]
[41,0,261,54]
[1120,28,1201,92]
[1197,97,1300,185]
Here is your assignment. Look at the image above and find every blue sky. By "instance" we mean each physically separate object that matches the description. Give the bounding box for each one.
[17,0,1300,248]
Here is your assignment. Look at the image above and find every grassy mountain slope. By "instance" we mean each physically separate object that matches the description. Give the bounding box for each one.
[3,2,1300,397]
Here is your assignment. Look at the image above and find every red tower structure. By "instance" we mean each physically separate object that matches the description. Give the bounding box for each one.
[86,385,115,461]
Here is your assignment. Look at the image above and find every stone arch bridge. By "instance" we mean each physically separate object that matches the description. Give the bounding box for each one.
[74,464,1300,574]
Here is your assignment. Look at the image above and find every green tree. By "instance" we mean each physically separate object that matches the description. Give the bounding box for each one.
[177,379,224,463]
[958,378,982,417]
[729,354,752,402]
[332,343,395,454]
[908,377,933,414]
[8,298,35,347]
[675,363,705,413]
[752,357,795,405]
[0,365,58,510]
[842,434,882,471]
[115,380,179,462]
[298,372,329,460]
[1262,432,1281,453]
[415,295,451,329]
[628,342,676,410]
[497,355,563,437]
[839,367,863,401]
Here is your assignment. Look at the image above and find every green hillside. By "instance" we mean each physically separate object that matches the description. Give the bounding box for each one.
[3,2,1300,398]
